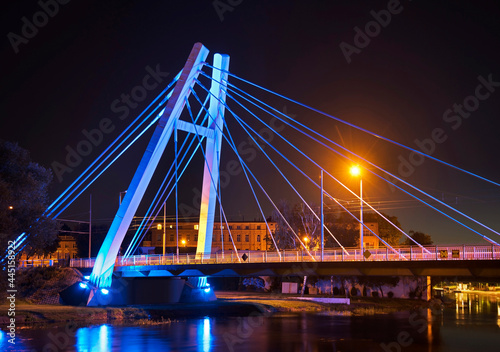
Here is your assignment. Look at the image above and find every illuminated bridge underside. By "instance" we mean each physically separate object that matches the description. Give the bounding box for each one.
[108,260,500,279]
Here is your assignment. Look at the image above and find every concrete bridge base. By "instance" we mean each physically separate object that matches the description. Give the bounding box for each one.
[60,275,216,306]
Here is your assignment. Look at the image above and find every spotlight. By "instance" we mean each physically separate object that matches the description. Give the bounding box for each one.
[100,288,109,295]
[83,275,90,280]
[204,287,210,293]
[79,282,88,289]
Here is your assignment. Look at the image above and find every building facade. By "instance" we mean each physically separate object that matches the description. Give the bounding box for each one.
[361,222,381,249]
[19,235,78,265]
[143,221,276,253]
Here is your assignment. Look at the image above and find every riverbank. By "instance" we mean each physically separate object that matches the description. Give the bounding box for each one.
[216,291,440,315]
[0,291,440,328]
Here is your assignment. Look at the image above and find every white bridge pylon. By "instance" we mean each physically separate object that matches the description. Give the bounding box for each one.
[90,43,230,289]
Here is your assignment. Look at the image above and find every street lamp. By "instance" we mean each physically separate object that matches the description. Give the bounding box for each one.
[350,165,363,253]
[163,202,166,256]
[119,190,127,205]
[303,236,310,250]
[320,169,324,262]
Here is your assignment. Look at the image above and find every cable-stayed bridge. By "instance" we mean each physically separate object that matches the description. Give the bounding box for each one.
[7,43,500,305]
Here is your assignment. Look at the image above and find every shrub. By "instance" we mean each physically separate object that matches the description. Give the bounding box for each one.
[387,291,394,298]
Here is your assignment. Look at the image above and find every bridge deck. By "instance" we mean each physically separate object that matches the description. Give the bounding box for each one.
[70,245,500,269]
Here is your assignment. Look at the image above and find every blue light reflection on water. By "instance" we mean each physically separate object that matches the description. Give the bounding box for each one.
[72,317,213,351]
[76,324,112,352]
[199,317,211,352]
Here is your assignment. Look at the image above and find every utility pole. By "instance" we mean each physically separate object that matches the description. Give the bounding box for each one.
[320,169,324,262]
[360,177,363,253]
[89,194,92,259]
[163,202,166,256]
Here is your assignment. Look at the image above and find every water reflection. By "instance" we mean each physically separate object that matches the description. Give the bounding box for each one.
[198,317,211,352]
[76,324,112,352]
[454,292,500,321]
[3,293,499,352]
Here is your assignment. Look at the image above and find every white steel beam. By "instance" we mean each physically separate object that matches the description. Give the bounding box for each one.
[196,53,230,259]
[90,43,209,288]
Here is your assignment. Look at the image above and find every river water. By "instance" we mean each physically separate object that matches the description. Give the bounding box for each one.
[2,293,499,352]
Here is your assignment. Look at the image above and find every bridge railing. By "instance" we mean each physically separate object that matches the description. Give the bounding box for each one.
[69,244,500,268]
[18,259,62,267]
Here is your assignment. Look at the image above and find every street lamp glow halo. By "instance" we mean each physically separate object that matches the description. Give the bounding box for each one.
[350,165,361,177]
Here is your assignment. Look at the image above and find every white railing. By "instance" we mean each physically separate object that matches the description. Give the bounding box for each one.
[69,245,500,268]
[18,258,63,267]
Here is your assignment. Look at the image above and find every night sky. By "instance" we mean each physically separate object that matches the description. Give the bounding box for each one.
[1,0,500,245]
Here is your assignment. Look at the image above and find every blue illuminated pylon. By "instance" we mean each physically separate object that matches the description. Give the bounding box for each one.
[89,43,230,292]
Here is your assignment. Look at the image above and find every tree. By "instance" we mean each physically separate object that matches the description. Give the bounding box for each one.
[270,199,299,249]
[357,276,400,297]
[404,230,433,246]
[294,202,321,249]
[327,212,358,248]
[0,140,59,258]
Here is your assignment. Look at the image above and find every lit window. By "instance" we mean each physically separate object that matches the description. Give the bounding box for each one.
[194,224,199,230]
[170,225,173,229]
[157,224,162,230]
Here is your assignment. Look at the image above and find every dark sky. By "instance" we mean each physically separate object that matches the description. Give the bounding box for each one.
[1,0,500,245]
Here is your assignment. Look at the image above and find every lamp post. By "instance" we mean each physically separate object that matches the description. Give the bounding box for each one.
[89,194,92,259]
[320,169,324,262]
[350,165,363,253]
[163,202,166,256]
[119,190,127,205]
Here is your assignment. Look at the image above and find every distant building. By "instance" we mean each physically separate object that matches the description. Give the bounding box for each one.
[360,222,381,249]
[19,235,78,265]
[142,221,276,253]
